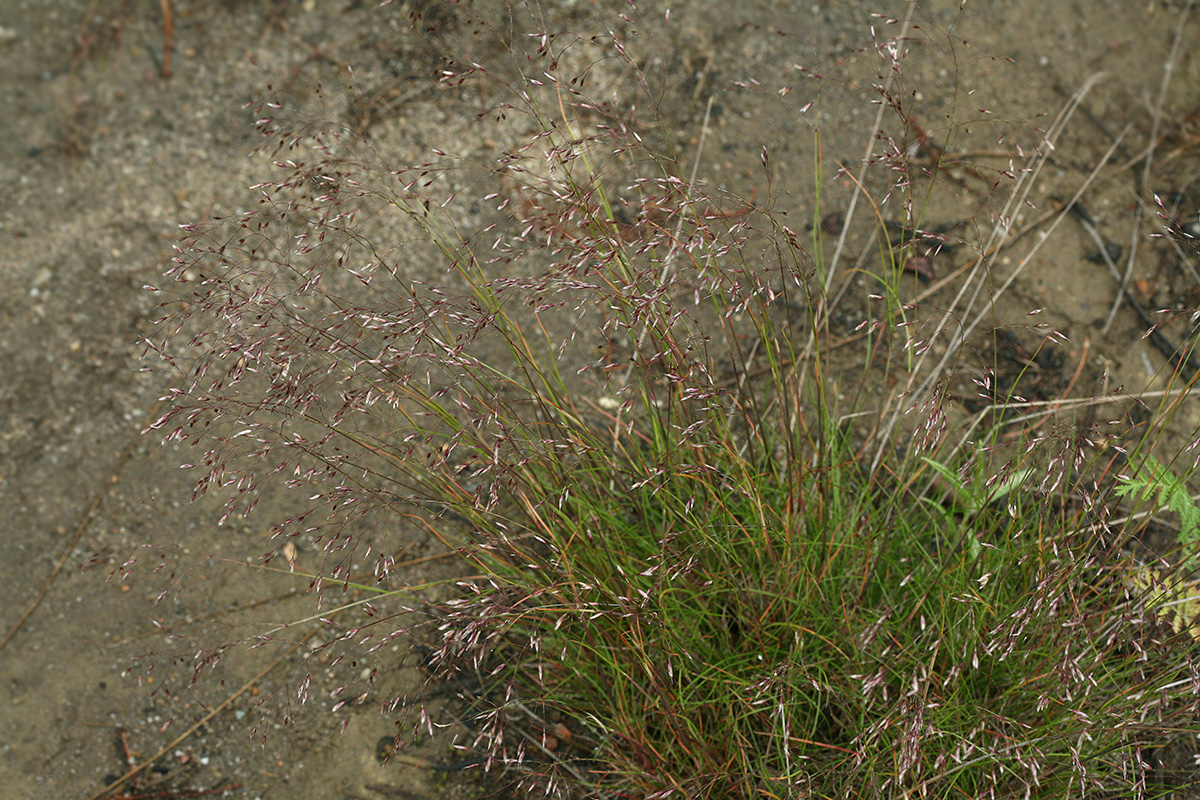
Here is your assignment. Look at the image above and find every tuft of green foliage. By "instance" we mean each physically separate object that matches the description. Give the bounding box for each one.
[433,300,1195,798]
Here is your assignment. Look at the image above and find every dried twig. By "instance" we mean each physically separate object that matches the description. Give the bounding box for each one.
[159,0,173,79]
[1,399,164,652]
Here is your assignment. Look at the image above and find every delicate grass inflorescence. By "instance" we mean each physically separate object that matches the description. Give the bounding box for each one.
[145,2,1200,798]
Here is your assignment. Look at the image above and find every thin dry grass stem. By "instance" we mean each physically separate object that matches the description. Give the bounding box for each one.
[821,2,917,297]
[794,4,918,392]
[955,388,1200,441]
[1161,194,1200,284]
[508,701,590,784]
[806,197,1092,381]
[1003,336,1091,439]
[0,397,164,652]
[822,166,887,319]
[917,123,1199,305]
[104,547,465,651]
[915,71,1106,364]
[609,95,717,453]
[1103,0,1197,333]
[1100,503,1198,543]
[159,0,173,79]
[950,75,1112,332]
[89,627,320,800]
[873,84,1121,471]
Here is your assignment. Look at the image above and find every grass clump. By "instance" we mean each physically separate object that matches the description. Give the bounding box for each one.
[146,3,1200,798]
[429,321,1195,798]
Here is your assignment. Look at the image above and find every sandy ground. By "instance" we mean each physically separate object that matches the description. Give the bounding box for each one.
[1,1,1198,797]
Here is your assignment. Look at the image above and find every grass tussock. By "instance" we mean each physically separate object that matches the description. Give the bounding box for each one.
[146,3,1200,798]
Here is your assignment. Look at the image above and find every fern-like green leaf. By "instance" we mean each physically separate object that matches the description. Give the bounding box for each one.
[1115,453,1199,547]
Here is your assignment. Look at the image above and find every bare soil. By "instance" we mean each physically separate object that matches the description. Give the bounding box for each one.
[2,1,1198,798]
